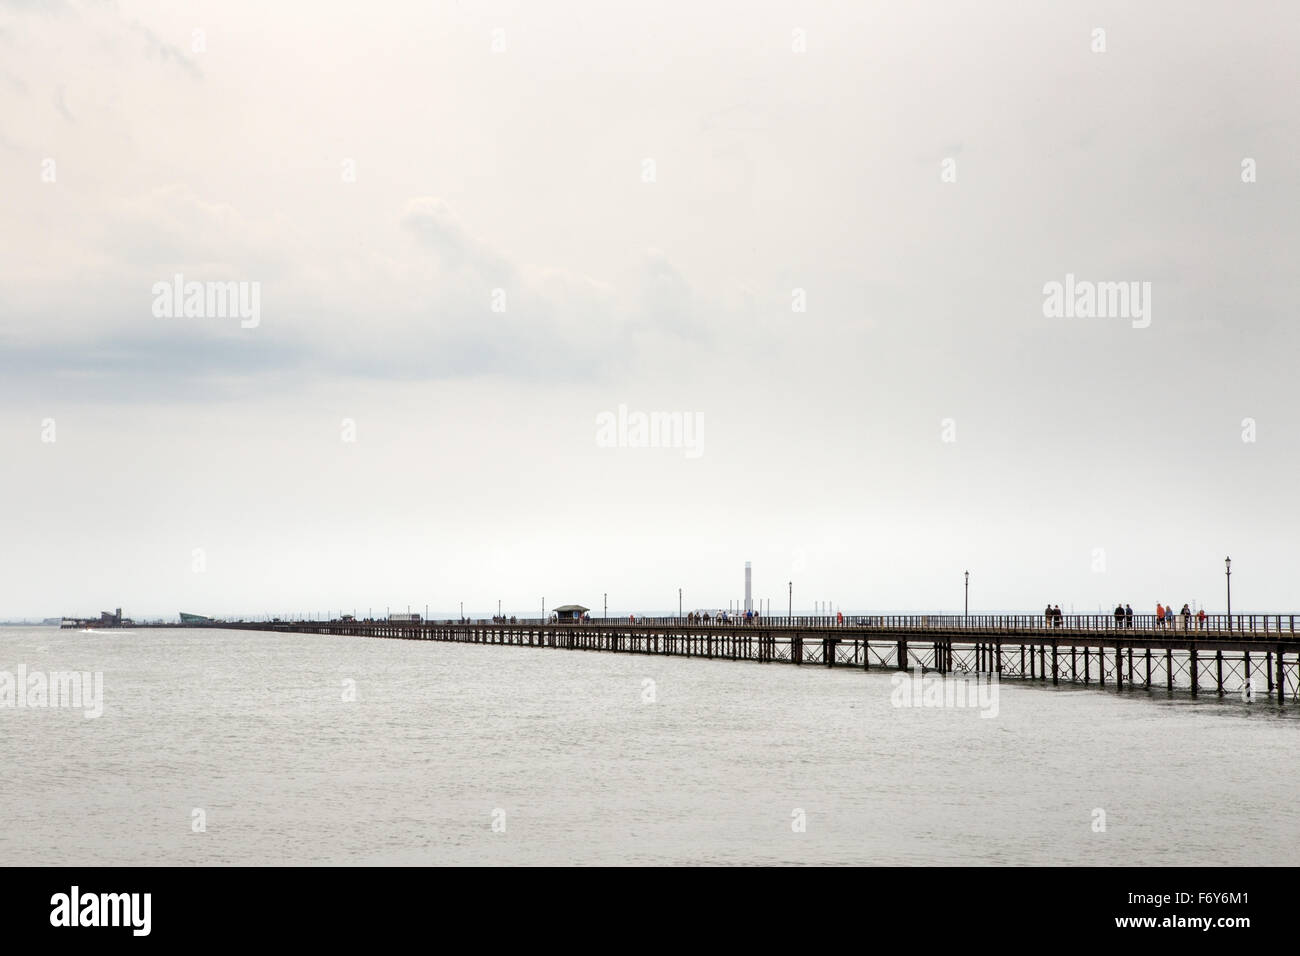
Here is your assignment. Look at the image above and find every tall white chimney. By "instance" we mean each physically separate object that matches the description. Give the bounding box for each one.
[744,561,752,612]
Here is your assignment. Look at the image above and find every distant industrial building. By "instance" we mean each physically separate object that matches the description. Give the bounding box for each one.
[61,607,134,629]
[179,612,214,625]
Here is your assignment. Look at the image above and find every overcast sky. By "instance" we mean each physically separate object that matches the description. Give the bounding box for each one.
[2,1,1298,620]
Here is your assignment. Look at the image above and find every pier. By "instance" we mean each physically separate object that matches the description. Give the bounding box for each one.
[210,613,1300,705]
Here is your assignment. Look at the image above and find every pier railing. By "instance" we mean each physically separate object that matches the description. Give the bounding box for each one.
[493,613,1298,636]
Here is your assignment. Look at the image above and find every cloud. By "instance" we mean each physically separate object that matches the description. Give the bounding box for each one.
[1,190,715,398]
[401,198,495,273]
[121,13,201,79]
[103,185,296,279]
[54,84,73,121]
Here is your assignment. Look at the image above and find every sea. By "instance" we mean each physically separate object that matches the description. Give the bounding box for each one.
[1,625,1296,865]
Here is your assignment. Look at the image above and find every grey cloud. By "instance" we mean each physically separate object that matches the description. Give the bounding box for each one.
[54,84,73,121]
[400,197,512,280]
[122,15,201,79]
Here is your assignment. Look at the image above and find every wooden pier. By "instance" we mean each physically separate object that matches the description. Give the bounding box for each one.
[211,613,1300,705]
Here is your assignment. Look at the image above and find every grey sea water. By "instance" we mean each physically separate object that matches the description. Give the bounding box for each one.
[1,626,1295,865]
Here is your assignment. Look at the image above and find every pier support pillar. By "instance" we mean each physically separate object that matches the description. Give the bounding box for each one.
[1051,642,1058,686]
[1190,648,1198,697]
[896,640,908,671]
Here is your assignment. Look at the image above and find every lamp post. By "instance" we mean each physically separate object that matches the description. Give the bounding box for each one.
[964,570,969,620]
[788,581,792,621]
[604,592,607,621]
[678,588,682,621]
[1225,557,1232,633]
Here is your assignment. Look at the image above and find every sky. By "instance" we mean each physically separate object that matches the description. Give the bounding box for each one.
[2,0,1298,620]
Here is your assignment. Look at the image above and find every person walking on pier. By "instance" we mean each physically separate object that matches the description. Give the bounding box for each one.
[1125,603,1134,628]
[1181,603,1191,631]
[1156,603,1166,629]
[1197,607,1207,630]
[1053,604,1063,627]
[1114,603,1125,628]
[1044,604,1053,628]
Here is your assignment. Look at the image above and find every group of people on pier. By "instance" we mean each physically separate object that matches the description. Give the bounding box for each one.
[684,609,762,625]
[1042,602,1214,630]
[1107,602,1207,629]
